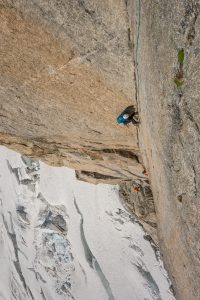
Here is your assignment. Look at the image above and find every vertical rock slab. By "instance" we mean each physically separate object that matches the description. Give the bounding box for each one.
[132,1,200,299]
[0,0,142,181]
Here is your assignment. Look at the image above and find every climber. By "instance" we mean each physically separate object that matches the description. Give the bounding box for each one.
[116,105,139,125]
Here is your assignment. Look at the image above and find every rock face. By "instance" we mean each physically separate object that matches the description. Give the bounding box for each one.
[119,180,158,245]
[132,1,200,299]
[0,1,200,300]
[0,0,144,183]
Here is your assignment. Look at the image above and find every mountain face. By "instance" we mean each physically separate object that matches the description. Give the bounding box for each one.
[0,1,199,300]
[0,146,175,300]
[0,0,143,183]
[132,1,200,299]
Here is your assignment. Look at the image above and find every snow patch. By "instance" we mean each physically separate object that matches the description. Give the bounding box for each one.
[0,146,175,300]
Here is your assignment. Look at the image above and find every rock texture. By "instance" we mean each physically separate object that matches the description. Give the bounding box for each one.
[119,180,158,245]
[0,0,145,183]
[132,1,200,299]
[0,1,200,300]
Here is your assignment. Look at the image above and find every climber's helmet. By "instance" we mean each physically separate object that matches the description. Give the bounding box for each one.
[122,114,129,119]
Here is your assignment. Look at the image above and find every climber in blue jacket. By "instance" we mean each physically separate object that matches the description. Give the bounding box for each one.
[116,105,139,125]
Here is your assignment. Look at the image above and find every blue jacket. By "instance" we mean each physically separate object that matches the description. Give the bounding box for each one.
[116,105,136,124]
